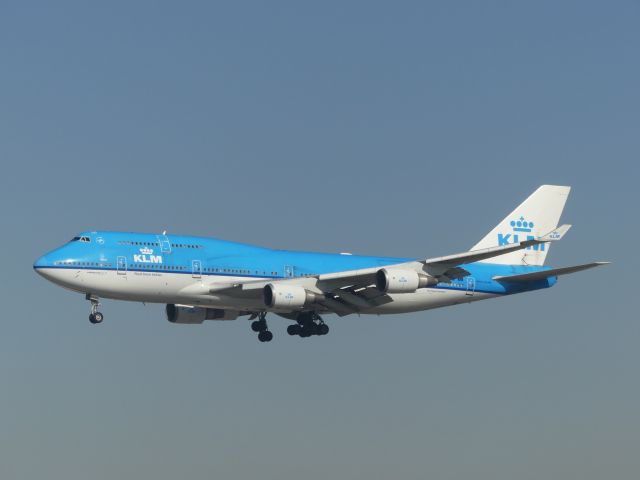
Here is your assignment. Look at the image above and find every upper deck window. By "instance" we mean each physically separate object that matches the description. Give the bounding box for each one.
[174,243,203,249]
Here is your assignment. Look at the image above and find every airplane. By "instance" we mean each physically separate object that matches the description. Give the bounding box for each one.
[34,185,608,342]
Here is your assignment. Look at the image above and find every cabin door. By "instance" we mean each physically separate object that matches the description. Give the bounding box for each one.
[157,234,172,254]
[465,276,476,296]
[117,256,127,275]
[192,260,202,279]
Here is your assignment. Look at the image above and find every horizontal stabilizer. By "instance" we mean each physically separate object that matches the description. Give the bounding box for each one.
[493,262,610,283]
[539,224,572,241]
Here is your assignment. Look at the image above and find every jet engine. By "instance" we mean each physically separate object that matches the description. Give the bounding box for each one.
[166,304,239,324]
[375,268,438,293]
[263,284,322,309]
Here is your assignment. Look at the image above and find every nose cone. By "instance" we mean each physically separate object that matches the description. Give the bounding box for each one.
[33,255,51,280]
[34,248,82,290]
[33,255,50,278]
[34,254,48,269]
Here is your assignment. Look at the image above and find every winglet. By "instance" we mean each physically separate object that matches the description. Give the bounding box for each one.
[539,224,571,242]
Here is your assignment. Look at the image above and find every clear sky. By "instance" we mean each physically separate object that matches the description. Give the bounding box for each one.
[1,1,638,479]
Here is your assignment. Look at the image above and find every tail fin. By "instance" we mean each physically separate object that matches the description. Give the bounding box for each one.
[471,185,571,266]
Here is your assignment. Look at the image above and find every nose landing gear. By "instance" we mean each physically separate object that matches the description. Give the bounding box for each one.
[251,312,273,342]
[87,294,104,324]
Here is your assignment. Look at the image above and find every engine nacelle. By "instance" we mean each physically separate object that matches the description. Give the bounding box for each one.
[375,268,437,293]
[166,304,239,324]
[263,284,321,309]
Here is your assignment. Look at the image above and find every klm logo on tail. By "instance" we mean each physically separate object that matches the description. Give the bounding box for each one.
[498,216,545,251]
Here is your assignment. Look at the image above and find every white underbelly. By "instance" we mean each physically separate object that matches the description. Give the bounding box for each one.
[364,288,497,314]
[39,268,265,308]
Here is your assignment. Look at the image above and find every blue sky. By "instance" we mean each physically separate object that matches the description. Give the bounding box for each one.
[1,1,638,479]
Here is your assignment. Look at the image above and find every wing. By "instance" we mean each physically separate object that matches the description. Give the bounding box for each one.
[199,269,395,317]
[424,224,571,268]
[422,224,571,279]
[493,261,610,282]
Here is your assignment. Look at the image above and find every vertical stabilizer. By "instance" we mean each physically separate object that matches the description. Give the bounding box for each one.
[470,185,571,266]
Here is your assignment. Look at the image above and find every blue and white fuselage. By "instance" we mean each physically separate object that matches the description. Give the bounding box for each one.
[34,231,554,311]
[33,186,607,341]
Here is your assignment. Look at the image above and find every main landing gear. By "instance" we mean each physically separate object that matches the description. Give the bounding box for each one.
[249,312,329,342]
[287,312,329,338]
[251,312,273,342]
[86,294,104,324]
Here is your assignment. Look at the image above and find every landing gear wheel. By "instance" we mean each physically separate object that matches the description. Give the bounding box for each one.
[294,312,329,338]
[287,324,301,336]
[252,313,272,342]
[251,320,264,332]
[87,294,103,324]
[258,330,273,342]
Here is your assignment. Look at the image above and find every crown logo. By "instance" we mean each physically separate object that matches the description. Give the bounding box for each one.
[140,247,153,255]
[510,216,534,233]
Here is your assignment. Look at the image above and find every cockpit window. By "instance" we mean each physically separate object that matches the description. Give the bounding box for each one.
[71,236,91,243]
[71,237,81,242]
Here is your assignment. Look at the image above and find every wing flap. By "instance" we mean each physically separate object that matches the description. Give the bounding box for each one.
[316,296,357,316]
